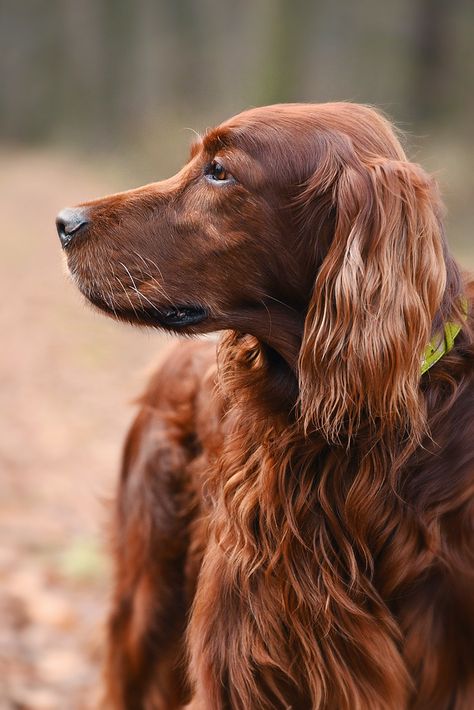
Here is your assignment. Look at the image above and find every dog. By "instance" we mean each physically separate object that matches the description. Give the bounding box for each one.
[57,103,474,709]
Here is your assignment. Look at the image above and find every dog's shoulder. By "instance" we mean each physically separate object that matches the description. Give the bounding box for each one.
[130,338,222,457]
[138,337,217,409]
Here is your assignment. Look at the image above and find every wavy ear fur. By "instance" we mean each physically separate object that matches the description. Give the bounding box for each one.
[299,153,449,444]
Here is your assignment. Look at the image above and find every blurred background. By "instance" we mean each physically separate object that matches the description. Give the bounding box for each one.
[0,1,473,708]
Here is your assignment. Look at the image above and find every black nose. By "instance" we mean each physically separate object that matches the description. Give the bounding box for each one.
[56,207,89,248]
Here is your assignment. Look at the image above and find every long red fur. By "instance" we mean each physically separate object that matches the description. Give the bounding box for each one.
[60,103,474,709]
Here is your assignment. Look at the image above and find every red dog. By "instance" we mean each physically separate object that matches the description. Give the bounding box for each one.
[57,103,474,709]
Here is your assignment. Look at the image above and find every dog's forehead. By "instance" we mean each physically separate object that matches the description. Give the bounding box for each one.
[214,103,405,161]
[194,103,404,177]
[196,106,313,153]
[196,111,306,164]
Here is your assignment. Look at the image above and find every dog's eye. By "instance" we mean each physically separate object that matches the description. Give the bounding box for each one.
[206,160,231,182]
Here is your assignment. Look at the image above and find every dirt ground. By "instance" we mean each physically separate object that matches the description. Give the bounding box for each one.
[0,149,167,709]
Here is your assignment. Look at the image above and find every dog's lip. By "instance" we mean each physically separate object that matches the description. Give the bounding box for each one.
[86,291,209,328]
[143,304,209,327]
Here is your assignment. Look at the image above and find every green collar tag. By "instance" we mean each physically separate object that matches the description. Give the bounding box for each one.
[421,321,462,375]
[421,300,468,375]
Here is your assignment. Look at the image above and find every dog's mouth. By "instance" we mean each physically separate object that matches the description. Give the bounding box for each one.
[147,305,209,327]
[87,291,209,329]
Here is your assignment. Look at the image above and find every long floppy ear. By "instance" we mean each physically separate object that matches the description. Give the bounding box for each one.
[298,156,448,444]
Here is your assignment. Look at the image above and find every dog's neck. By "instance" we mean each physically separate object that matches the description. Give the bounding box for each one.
[222,302,305,371]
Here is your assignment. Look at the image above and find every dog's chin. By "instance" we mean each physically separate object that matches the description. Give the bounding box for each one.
[86,290,209,330]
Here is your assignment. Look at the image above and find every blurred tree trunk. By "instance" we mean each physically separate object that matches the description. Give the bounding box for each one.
[256,0,314,105]
[409,0,454,123]
[0,0,472,144]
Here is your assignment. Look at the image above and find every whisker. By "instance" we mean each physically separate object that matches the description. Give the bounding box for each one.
[119,261,144,302]
[260,299,272,339]
[103,273,120,319]
[183,127,202,142]
[113,273,139,317]
[262,294,299,313]
[121,258,174,314]
[131,250,175,306]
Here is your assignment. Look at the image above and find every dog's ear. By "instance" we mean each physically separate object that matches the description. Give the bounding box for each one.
[298,156,448,443]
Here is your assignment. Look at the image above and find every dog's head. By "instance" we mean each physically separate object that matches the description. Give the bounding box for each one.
[58,103,462,439]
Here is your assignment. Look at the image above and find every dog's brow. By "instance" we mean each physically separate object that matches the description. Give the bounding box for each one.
[202,129,232,155]
[189,139,203,160]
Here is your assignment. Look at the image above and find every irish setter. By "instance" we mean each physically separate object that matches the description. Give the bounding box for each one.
[56,103,474,710]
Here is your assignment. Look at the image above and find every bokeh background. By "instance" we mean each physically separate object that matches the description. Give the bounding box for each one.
[1,1,473,708]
